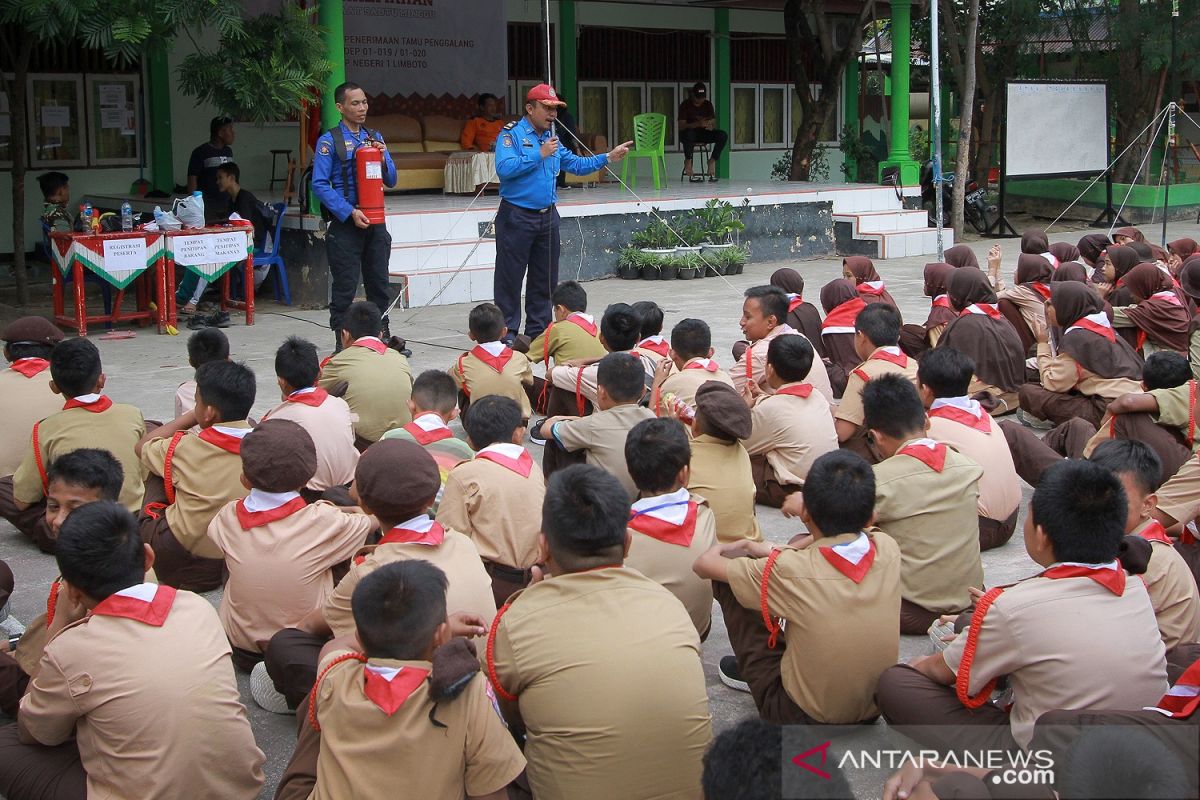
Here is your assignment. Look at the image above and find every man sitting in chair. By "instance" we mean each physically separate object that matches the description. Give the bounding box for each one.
[678,82,727,183]
[460,93,506,152]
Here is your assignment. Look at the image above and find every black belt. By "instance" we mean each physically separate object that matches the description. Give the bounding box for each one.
[502,199,554,214]
[483,560,537,584]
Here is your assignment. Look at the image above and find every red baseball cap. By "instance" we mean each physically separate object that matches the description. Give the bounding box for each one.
[526,83,567,107]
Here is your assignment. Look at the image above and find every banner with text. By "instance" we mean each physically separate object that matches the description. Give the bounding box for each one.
[343,0,507,101]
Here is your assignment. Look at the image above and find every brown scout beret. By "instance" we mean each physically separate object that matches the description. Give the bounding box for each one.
[2,316,64,346]
[354,439,441,521]
[240,419,317,493]
[694,380,752,441]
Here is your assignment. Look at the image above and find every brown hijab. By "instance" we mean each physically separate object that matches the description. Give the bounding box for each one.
[1015,253,1054,288]
[844,256,899,312]
[1109,245,1143,283]
[820,278,860,314]
[943,245,979,269]
[938,270,1025,392]
[1021,228,1050,255]
[1052,282,1143,379]
[1169,238,1199,260]
[1114,226,1146,244]
[922,262,957,329]
[1077,234,1111,266]
[1049,242,1080,264]
[771,267,824,356]
[1122,263,1190,353]
[1052,262,1089,284]
[947,267,998,311]
[770,267,804,297]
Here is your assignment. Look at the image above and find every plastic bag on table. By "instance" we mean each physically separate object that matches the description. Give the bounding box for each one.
[173,195,205,229]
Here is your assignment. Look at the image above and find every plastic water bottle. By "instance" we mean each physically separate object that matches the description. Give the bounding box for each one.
[153,206,165,227]
[191,190,205,220]
[120,201,133,232]
[82,202,94,232]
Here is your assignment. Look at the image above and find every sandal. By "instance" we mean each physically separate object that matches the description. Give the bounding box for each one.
[707,175,718,182]
[689,175,705,183]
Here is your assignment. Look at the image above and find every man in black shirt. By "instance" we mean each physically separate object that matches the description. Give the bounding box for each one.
[187,116,236,220]
[215,162,267,250]
[677,83,727,182]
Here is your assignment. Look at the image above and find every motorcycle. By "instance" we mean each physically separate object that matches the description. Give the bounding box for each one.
[920,161,995,234]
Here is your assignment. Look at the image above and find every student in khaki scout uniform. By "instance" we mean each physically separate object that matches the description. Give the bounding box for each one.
[296,561,524,800]
[0,337,146,553]
[487,465,711,800]
[917,347,1021,551]
[0,502,265,800]
[263,440,495,711]
[876,460,1169,754]
[515,280,606,414]
[733,285,833,404]
[1089,441,1200,653]
[850,374,983,634]
[265,336,359,503]
[136,360,256,592]
[175,328,229,418]
[632,300,670,361]
[744,334,837,507]
[438,396,545,607]
[548,302,658,414]
[0,316,62,478]
[835,303,919,461]
[450,302,535,421]
[649,318,734,418]
[0,449,124,718]
[697,450,901,724]
[318,300,413,448]
[206,420,376,672]
[539,351,655,498]
[624,418,717,637]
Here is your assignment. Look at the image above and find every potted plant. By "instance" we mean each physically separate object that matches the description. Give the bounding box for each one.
[720,245,749,275]
[631,213,677,256]
[616,247,642,280]
[676,251,702,280]
[675,218,707,255]
[695,198,746,249]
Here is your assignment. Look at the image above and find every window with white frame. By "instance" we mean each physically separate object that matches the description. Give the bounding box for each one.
[614,83,645,146]
[578,82,612,143]
[728,82,841,150]
[649,83,679,148]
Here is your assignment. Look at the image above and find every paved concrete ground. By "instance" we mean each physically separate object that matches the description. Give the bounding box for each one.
[3,216,1199,798]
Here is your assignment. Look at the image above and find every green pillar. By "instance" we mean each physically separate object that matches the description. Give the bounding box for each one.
[843,56,860,182]
[146,49,174,193]
[311,0,346,215]
[714,9,730,180]
[878,0,919,185]
[559,0,577,109]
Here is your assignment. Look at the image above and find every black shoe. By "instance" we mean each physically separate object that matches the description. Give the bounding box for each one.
[381,315,391,341]
[718,655,750,693]
[186,314,208,330]
[333,333,344,354]
[207,311,231,328]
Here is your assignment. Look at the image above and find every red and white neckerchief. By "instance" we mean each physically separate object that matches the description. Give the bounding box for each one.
[351,336,388,355]
[786,293,804,313]
[564,312,598,336]
[959,303,1003,320]
[403,413,453,445]
[870,346,909,368]
[470,341,514,373]
[774,382,814,399]
[90,583,176,627]
[628,487,698,546]
[1040,559,1126,595]
[1029,282,1052,301]
[819,532,876,583]
[10,357,49,378]
[822,298,866,334]
[198,424,253,455]
[63,393,113,412]
[1065,311,1117,343]
[1149,290,1184,306]
[897,438,948,472]
[684,357,720,373]
[1136,519,1174,545]
[379,515,445,547]
[1145,657,1200,719]
[858,280,887,296]
[362,663,430,715]
[929,396,991,433]
[475,442,534,478]
[637,336,670,358]
[931,294,951,309]
[1040,251,1060,270]
[286,386,328,408]
[236,489,307,529]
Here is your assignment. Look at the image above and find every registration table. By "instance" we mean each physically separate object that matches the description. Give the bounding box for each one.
[163,223,256,326]
[50,230,170,337]
[443,151,499,194]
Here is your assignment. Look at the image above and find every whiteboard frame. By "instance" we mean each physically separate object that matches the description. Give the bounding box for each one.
[1002,79,1110,180]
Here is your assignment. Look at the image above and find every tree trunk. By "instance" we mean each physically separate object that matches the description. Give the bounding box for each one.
[6,39,34,306]
[789,105,833,181]
[950,0,979,240]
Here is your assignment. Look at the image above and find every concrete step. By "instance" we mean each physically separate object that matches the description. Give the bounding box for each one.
[384,210,495,245]
[826,186,910,214]
[391,265,495,308]
[871,227,956,259]
[389,238,495,274]
[833,209,929,234]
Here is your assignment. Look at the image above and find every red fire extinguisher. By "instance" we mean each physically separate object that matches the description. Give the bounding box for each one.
[355,142,386,225]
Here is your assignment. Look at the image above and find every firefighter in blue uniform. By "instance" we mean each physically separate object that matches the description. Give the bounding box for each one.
[494,83,631,342]
[312,81,398,348]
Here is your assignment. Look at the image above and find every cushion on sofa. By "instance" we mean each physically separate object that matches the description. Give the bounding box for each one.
[422,115,465,152]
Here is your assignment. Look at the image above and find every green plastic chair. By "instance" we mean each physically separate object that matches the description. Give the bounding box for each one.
[620,113,667,190]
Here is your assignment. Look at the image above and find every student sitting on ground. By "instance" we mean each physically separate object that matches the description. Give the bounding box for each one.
[136,360,255,592]
[1110,262,1191,359]
[632,300,670,360]
[487,464,712,799]
[650,318,734,419]
[770,268,825,356]
[548,302,658,416]
[624,418,718,637]
[917,347,1021,551]
[265,336,358,503]
[0,337,146,553]
[997,253,1054,354]
[0,316,62,479]
[206,419,375,672]
[696,449,901,725]
[0,502,266,800]
[743,334,837,507]
[517,281,605,413]
[819,277,868,398]
[450,302,534,421]
[734,285,833,403]
[318,301,413,448]
[876,459,1168,754]
[899,261,957,359]
[843,256,900,314]
[438,396,545,607]
[176,328,230,419]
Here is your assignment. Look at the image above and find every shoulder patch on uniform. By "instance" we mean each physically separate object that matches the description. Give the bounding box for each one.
[318,142,331,155]
[502,121,517,130]
[502,134,513,148]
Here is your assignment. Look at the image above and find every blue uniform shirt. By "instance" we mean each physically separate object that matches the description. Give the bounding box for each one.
[312,122,398,223]
[495,117,608,210]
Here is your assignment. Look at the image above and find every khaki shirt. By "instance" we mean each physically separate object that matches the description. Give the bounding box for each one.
[437,448,546,568]
[1036,343,1141,400]
[19,587,265,799]
[0,365,56,477]
[551,348,659,407]
[1149,381,1200,453]
[312,653,525,800]
[727,530,902,722]
[625,491,718,635]
[263,392,360,491]
[13,400,147,513]
[733,325,834,404]
[450,346,535,419]
[207,497,375,652]
[490,567,711,799]
[552,404,656,499]
[835,347,920,428]
[1157,456,1200,524]
[1190,328,1200,382]
[318,340,413,443]
[324,526,496,636]
[928,408,1022,522]
[140,422,252,558]
[527,314,607,365]
[654,359,734,417]
[174,379,196,419]
[943,571,1168,748]
[1131,519,1200,650]
[688,434,761,543]
[744,382,838,486]
[873,440,984,613]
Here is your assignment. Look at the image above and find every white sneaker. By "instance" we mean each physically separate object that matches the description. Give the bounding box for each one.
[250,661,292,715]
[718,655,750,693]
